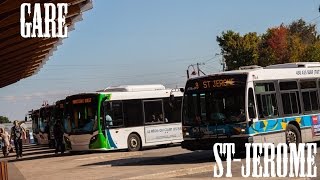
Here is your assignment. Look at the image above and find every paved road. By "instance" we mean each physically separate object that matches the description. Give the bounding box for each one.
[3,144,319,180]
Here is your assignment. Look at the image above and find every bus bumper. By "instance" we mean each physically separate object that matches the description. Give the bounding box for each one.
[181,136,251,151]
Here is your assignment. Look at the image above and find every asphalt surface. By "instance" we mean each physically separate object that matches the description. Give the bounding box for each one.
[2,143,319,180]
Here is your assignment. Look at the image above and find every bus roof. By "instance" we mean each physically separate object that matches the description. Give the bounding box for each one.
[67,85,184,101]
[105,88,183,101]
[55,99,65,105]
[265,62,320,69]
[98,84,166,92]
[40,105,55,110]
[188,62,320,82]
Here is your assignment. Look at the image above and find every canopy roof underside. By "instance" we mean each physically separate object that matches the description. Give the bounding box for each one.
[0,0,92,88]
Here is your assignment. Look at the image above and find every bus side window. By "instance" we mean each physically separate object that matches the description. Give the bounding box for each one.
[279,81,301,115]
[103,101,124,127]
[255,82,279,118]
[123,100,143,127]
[300,80,319,113]
[164,97,182,123]
[143,100,164,124]
[112,102,124,127]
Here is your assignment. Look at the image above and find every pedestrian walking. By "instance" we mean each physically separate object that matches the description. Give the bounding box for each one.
[11,121,24,159]
[0,128,10,157]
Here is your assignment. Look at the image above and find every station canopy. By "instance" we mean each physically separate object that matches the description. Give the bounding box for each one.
[0,0,92,88]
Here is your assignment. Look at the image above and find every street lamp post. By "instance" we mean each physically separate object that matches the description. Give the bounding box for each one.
[186,63,206,79]
[215,53,226,72]
[186,64,197,79]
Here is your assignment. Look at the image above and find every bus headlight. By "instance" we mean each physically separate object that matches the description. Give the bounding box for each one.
[240,123,247,134]
[183,127,187,132]
[64,136,70,142]
[182,127,189,137]
[90,135,98,144]
[64,136,71,150]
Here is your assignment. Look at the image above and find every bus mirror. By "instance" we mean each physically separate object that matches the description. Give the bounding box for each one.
[25,116,27,122]
[248,119,253,127]
[272,106,278,116]
[180,88,184,92]
[248,88,256,119]
[248,106,255,119]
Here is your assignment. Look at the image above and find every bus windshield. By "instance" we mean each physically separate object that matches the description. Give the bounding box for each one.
[183,74,247,126]
[32,111,40,133]
[39,110,49,133]
[65,97,98,134]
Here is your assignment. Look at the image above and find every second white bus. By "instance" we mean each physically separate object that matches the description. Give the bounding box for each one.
[63,84,183,151]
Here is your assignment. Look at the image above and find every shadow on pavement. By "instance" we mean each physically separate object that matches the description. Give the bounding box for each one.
[23,144,52,151]
[80,146,249,167]
[1,144,55,160]
[2,144,72,163]
[80,150,241,167]
[65,144,181,156]
[8,153,69,163]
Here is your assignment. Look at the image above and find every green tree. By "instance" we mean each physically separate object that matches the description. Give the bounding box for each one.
[287,34,306,62]
[264,25,289,64]
[217,19,319,70]
[288,19,317,45]
[304,41,320,62]
[217,31,260,70]
[0,116,10,124]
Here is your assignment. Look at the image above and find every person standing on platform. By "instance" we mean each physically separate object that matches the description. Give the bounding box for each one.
[10,121,24,159]
[0,128,10,157]
[53,121,65,154]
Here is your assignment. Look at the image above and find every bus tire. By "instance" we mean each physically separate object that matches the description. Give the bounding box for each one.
[127,133,141,152]
[286,124,301,147]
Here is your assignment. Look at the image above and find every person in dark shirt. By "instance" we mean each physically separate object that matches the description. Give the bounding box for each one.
[10,121,24,159]
[53,121,65,154]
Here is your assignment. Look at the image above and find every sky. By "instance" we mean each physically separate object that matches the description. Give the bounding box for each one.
[1,0,320,121]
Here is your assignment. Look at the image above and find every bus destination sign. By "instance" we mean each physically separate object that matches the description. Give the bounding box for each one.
[72,98,92,104]
[186,74,247,92]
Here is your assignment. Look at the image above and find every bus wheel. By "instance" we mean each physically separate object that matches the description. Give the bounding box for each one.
[286,124,301,147]
[127,134,141,152]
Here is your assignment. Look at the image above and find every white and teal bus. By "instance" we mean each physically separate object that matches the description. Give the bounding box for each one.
[182,62,320,151]
[63,84,183,152]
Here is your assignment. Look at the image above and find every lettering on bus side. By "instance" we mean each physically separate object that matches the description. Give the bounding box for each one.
[312,115,320,136]
[296,69,320,76]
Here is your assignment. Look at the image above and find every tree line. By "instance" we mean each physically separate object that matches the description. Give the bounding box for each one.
[0,116,10,124]
[217,19,320,70]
